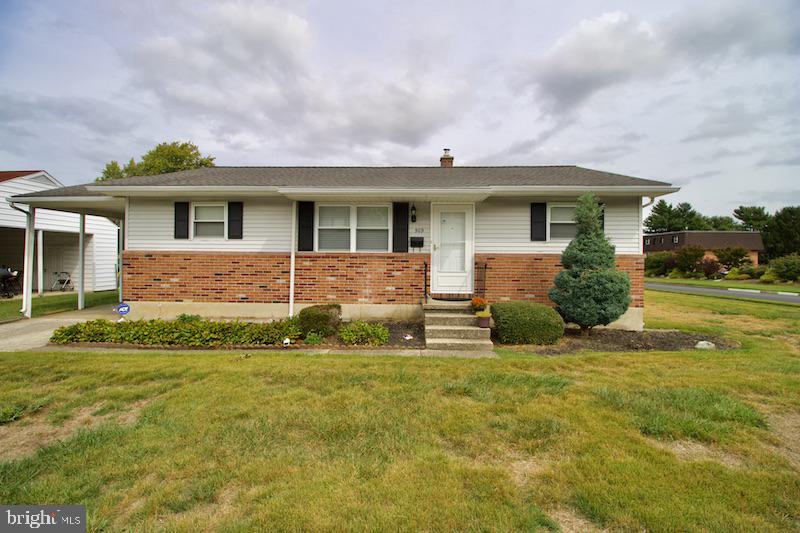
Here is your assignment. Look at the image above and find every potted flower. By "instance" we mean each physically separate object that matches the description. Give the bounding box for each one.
[476,309,491,328]
[470,297,487,313]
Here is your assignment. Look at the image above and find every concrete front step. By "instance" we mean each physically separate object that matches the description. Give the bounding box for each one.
[422,303,473,313]
[425,325,491,340]
[426,338,495,351]
[425,312,479,327]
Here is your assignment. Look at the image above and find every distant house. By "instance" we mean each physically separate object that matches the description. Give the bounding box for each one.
[1,170,119,299]
[10,151,679,330]
[643,231,764,266]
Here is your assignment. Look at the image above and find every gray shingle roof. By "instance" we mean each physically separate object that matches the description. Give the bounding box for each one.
[13,165,673,198]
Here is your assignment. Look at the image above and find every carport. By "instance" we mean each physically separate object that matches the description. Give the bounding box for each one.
[8,191,125,318]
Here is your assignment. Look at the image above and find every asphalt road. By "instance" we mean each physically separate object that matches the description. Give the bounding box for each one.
[645,282,800,305]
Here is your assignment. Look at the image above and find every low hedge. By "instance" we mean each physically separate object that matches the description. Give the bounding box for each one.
[298,304,341,337]
[338,321,389,346]
[50,318,302,347]
[490,301,564,345]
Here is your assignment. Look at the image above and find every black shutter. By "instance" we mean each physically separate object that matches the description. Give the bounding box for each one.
[174,202,189,239]
[228,202,243,239]
[392,202,409,252]
[530,203,547,241]
[297,201,314,251]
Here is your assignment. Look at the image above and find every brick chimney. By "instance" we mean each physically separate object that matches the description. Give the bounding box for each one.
[440,148,454,168]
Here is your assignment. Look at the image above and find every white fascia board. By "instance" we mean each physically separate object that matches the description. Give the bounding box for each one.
[488,185,680,196]
[85,185,282,197]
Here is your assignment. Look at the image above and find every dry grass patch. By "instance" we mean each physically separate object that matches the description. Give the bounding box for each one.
[0,400,149,461]
[647,438,746,468]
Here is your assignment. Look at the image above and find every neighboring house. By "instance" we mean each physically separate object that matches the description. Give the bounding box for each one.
[644,231,764,266]
[10,151,678,330]
[1,170,118,295]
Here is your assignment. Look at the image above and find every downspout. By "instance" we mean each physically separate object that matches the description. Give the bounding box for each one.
[288,200,297,317]
[642,196,655,209]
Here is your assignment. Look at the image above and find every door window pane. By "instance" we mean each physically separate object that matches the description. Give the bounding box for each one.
[439,212,466,272]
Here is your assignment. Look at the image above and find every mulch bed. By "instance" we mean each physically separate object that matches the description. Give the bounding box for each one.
[501,328,739,355]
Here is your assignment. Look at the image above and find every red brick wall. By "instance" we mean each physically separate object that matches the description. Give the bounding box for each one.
[294,253,427,304]
[123,251,642,308]
[476,253,644,308]
[123,252,291,303]
[122,251,428,305]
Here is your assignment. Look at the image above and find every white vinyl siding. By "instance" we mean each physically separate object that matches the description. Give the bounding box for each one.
[126,197,292,251]
[1,174,118,291]
[475,196,642,254]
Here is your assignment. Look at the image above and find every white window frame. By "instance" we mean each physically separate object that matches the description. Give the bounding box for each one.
[672,235,679,244]
[314,204,393,252]
[190,202,227,240]
[547,203,577,241]
[644,238,651,245]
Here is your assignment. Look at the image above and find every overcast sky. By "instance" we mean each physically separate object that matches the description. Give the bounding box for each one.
[1,0,798,215]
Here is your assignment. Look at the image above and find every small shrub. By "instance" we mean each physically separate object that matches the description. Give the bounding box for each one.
[470,297,487,312]
[667,268,684,279]
[176,313,202,323]
[675,246,705,273]
[698,258,721,279]
[713,246,750,269]
[739,264,766,279]
[303,332,325,345]
[769,254,800,281]
[339,321,389,346]
[297,304,341,336]
[490,301,564,344]
[760,268,779,284]
[644,251,677,276]
[686,271,706,279]
[725,267,751,280]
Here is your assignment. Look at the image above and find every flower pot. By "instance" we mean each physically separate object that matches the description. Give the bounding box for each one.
[477,315,490,328]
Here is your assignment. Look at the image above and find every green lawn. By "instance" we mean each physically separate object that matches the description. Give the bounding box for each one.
[0,290,119,322]
[646,276,800,294]
[1,291,799,531]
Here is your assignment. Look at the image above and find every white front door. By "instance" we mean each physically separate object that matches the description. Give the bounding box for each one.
[431,204,474,294]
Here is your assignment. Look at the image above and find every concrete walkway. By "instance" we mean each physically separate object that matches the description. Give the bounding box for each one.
[0,306,118,352]
[646,282,800,305]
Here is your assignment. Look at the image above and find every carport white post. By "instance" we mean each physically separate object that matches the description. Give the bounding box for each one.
[78,212,86,310]
[36,230,44,295]
[21,207,36,317]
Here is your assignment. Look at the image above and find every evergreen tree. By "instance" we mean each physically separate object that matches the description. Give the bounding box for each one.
[733,206,771,232]
[549,194,631,336]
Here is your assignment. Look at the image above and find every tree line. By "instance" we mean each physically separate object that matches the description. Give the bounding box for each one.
[645,200,800,260]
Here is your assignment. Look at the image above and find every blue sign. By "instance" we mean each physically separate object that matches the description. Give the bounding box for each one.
[115,303,130,315]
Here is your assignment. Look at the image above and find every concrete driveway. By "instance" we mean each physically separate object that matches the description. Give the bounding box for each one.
[0,306,118,352]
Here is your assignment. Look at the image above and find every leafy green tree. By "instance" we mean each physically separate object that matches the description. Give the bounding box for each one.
[706,215,740,231]
[549,193,631,336]
[762,207,800,259]
[675,246,705,273]
[99,161,124,181]
[96,141,215,182]
[714,246,750,269]
[733,206,771,232]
